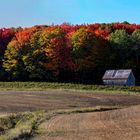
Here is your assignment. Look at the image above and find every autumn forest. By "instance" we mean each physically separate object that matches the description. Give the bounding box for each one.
[1,23,140,84]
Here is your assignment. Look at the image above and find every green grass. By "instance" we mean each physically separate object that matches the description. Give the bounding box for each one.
[0,111,45,140]
[0,82,139,94]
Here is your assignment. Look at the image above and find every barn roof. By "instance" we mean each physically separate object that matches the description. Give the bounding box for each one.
[102,69,132,80]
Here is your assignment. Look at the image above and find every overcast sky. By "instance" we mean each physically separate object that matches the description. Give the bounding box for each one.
[0,0,139,27]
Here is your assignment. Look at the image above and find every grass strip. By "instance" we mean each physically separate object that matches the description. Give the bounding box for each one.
[0,82,139,94]
[0,111,45,140]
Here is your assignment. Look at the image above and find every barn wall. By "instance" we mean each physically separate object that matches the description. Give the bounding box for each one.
[103,80,127,86]
[126,73,135,86]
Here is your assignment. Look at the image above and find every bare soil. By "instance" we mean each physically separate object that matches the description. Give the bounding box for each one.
[0,90,140,140]
[35,105,140,140]
[0,90,139,113]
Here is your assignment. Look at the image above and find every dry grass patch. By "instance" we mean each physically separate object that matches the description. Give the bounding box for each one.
[0,111,45,140]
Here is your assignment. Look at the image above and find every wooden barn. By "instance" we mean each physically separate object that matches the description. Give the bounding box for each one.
[102,69,135,86]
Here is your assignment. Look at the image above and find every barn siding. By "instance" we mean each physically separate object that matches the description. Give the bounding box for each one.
[103,80,127,86]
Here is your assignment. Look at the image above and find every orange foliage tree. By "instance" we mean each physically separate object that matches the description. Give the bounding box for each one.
[1,23,140,83]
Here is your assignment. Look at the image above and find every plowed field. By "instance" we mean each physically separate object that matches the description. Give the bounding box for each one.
[0,90,139,113]
[35,105,140,140]
[0,90,140,140]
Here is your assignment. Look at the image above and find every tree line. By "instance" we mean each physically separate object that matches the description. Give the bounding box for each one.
[0,22,140,84]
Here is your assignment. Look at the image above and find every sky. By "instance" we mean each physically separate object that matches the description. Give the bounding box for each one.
[0,0,140,27]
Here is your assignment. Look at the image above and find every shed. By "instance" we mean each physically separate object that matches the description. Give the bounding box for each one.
[102,69,135,86]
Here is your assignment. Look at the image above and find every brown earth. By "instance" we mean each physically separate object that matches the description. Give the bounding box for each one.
[35,105,140,140]
[0,90,140,139]
[0,90,140,113]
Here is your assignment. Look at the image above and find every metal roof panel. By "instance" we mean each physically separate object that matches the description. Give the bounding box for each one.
[102,69,132,80]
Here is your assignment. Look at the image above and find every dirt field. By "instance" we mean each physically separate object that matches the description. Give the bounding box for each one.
[36,105,140,140]
[0,90,140,113]
[0,90,140,140]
